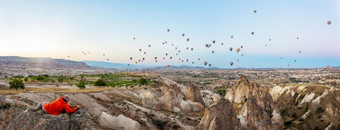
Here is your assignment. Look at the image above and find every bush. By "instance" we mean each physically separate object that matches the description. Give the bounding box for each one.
[0,102,11,109]
[36,75,45,81]
[77,81,86,89]
[94,79,106,86]
[137,78,148,86]
[152,119,167,130]
[9,78,25,90]
[24,77,28,82]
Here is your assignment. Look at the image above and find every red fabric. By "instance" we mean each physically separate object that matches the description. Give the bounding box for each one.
[43,97,77,115]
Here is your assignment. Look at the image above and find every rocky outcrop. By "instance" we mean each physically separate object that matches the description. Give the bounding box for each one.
[141,83,205,113]
[197,98,241,130]
[225,75,283,129]
[99,112,141,130]
[186,84,206,107]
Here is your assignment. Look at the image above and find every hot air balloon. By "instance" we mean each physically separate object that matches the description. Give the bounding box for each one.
[68,56,70,58]
[187,38,190,42]
[205,44,209,48]
[280,57,283,59]
[288,64,290,66]
[208,64,211,67]
[167,65,170,68]
[133,37,135,40]
[204,61,207,66]
[182,34,185,37]
[178,50,181,53]
[241,54,244,56]
[182,60,184,62]
[231,35,233,39]
[241,46,243,48]
[107,59,109,61]
[155,60,158,62]
[163,57,165,60]
[186,59,189,62]
[148,44,151,47]
[135,61,138,64]
[221,43,224,45]
[294,60,297,62]
[166,53,168,56]
[165,41,167,44]
[236,48,240,53]
[212,40,216,44]
[155,57,157,60]
[139,49,142,51]
[142,58,145,60]
[265,44,267,47]
[299,51,301,53]
[230,62,234,66]
[269,39,272,41]
[128,64,130,66]
[172,44,174,46]
[191,48,193,51]
[254,10,257,13]
[186,47,189,50]
[251,32,254,35]
[192,62,194,64]
[170,56,172,59]
[198,58,200,61]
[229,47,233,52]
[130,57,133,60]
[179,58,181,60]
[144,52,146,54]
[297,37,299,40]
[212,51,215,53]
[167,29,170,32]
[175,47,178,49]
[237,59,239,62]
[327,21,332,26]
[176,53,178,55]
[103,54,105,56]
[162,42,165,45]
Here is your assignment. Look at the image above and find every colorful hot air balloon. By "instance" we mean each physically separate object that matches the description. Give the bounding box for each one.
[254,10,257,13]
[191,48,193,51]
[205,44,209,48]
[229,47,233,52]
[230,62,234,66]
[187,38,190,42]
[204,61,207,66]
[327,21,332,26]
[236,48,240,53]
[167,65,170,68]
[208,64,211,67]
[182,34,185,37]
[144,52,146,54]
[155,57,157,60]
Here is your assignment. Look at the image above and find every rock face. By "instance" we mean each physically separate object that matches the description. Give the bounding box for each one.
[186,84,206,107]
[197,98,241,130]
[141,82,205,113]
[99,112,141,130]
[225,75,283,129]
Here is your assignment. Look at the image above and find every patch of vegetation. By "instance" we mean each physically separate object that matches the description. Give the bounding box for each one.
[9,78,25,90]
[94,79,107,86]
[216,89,226,97]
[137,78,148,85]
[77,81,86,89]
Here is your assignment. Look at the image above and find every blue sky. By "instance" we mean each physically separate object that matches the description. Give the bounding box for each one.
[0,0,339,68]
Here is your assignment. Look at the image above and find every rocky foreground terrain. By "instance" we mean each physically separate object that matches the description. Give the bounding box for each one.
[0,75,339,130]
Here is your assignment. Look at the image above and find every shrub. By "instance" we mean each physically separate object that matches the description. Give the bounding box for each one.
[9,78,25,90]
[36,75,45,81]
[0,102,11,109]
[137,78,148,86]
[94,79,107,86]
[76,81,86,89]
[24,77,28,82]
[152,119,167,130]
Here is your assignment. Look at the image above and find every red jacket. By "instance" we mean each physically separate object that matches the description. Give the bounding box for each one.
[43,97,77,115]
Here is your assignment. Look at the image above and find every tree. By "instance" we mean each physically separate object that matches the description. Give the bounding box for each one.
[94,79,106,86]
[76,81,86,89]
[9,78,25,90]
[137,78,148,86]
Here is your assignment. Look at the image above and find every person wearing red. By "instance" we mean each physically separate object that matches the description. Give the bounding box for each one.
[32,95,81,115]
